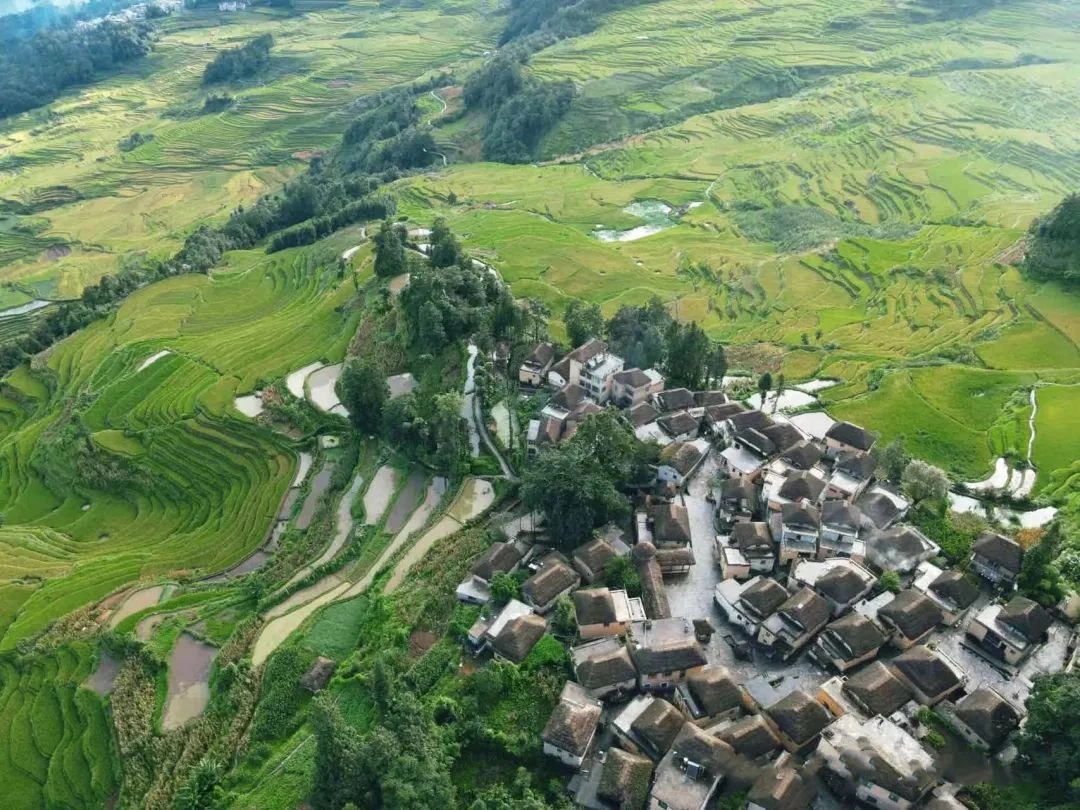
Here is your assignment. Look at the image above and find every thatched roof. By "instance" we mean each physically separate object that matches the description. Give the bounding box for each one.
[598,748,652,810]
[765,690,832,745]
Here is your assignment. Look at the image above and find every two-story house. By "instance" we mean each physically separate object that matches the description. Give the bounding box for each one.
[612,695,684,760]
[571,636,638,701]
[867,524,938,574]
[970,531,1024,587]
[768,471,826,513]
[716,714,781,762]
[966,595,1052,666]
[518,342,556,386]
[658,441,705,487]
[762,689,833,754]
[611,367,665,407]
[824,420,876,458]
[658,411,701,442]
[912,562,980,625]
[818,501,864,561]
[941,687,1022,751]
[716,521,775,580]
[825,450,876,502]
[673,665,744,726]
[811,611,888,673]
[757,587,831,661]
[716,476,758,523]
[651,501,692,547]
[778,501,821,564]
[714,576,789,636]
[628,617,708,691]
[542,681,602,769]
[574,587,647,640]
[876,589,944,649]
[836,660,915,719]
[790,558,875,617]
[888,645,966,706]
[547,338,607,389]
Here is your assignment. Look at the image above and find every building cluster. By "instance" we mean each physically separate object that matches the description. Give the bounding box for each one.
[455,355,1065,809]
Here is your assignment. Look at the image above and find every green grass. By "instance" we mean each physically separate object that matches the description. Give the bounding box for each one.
[1033,386,1080,493]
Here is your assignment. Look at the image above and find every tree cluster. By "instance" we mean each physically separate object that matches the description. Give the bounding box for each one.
[201,34,274,85]
[1016,670,1080,804]
[1024,193,1080,287]
[0,19,156,119]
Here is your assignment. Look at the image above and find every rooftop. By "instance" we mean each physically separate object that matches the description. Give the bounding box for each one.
[542,681,602,757]
[765,689,832,744]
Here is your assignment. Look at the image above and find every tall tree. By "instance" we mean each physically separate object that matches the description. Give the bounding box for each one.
[373,218,407,278]
[1016,670,1080,803]
[563,299,604,348]
[706,342,727,387]
[338,360,388,434]
[665,321,710,388]
[902,459,949,503]
[428,216,463,269]
[757,372,773,409]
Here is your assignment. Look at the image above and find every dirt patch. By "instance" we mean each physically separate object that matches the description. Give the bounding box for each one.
[44,244,71,262]
[409,630,438,658]
[85,652,120,696]
[162,633,217,730]
[326,79,351,88]
[291,149,326,161]
[994,237,1026,266]
[725,342,784,374]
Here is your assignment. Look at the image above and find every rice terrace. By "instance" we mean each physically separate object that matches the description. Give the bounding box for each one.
[0,0,1078,807]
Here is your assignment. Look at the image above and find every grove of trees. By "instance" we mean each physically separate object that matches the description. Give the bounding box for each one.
[202,34,274,85]
[1024,193,1080,286]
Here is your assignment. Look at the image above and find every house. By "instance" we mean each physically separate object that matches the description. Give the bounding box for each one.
[811,612,888,673]
[655,546,696,575]
[693,390,726,407]
[817,713,937,810]
[571,637,638,701]
[656,387,695,413]
[718,444,766,481]
[778,501,820,564]
[714,576,789,636]
[548,338,607,389]
[629,400,661,429]
[456,541,524,604]
[628,618,708,691]
[770,471,826,512]
[763,689,833,754]
[673,665,743,726]
[970,532,1024,587]
[779,440,824,472]
[597,748,654,810]
[838,660,914,718]
[703,402,745,434]
[913,562,980,625]
[789,558,875,617]
[519,342,556,386]
[467,598,532,652]
[877,589,944,649]
[716,522,774,580]
[717,476,758,522]
[633,541,671,620]
[888,645,966,706]
[613,696,684,760]
[650,502,692,547]
[542,681,602,769]
[746,758,817,810]
[572,536,622,583]
[612,367,665,408]
[818,501,864,561]
[522,555,581,614]
[856,489,905,530]
[825,420,876,457]
[826,450,876,502]
[732,427,777,462]
[761,422,805,455]
[757,587,831,661]
[719,409,775,440]
[491,612,547,664]
[650,723,754,810]
[943,687,1022,751]
[658,411,700,442]
[867,524,938,574]
[658,441,705,487]
[966,595,1052,666]
[574,587,646,640]
[715,713,781,761]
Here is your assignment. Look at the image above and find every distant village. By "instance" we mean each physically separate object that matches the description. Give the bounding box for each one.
[454,337,1074,810]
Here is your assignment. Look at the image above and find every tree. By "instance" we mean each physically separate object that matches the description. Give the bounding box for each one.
[489,571,519,605]
[1023,193,1080,286]
[373,218,406,278]
[563,299,604,348]
[339,359,388,434]
[878,570,901,593]
[706,342,727,386]
[757,372,773,409]
[524,298,550,344]
[603,554,641,597]
[873,438,910,483]
[902,459,949,503]
[429,391,468,479]
[173,758,221,810]
[428,216,463,269]
[551,594,577,638]
[773,373,785,413]
[1017,523,1066,608]
[665,321,711,389]
[1016,670,1080,803]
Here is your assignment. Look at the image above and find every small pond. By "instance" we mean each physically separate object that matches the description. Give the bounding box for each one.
[593,200,678,242]
[162,633,217,731]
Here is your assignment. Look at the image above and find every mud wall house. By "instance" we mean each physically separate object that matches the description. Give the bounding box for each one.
[817,713,937,810]
[966,595,1052,666]
[612,695,685,760]
[628,617,708,691]
[939,687,1022,751]
[715,713,781,762]
[833,660,915,719]
[657,440,705,487]
[518,342,555,386]
[717,475,758,522]
[729,521,776,575]
[877,589,944,650]
[574,587,646,640]
[912,562,980,625]
[778,440,825,474]
[969,531,1024,587]
[811,612,888,673]
[572,536,622,583]
[650,501,692,548]
[456,540,524,605]
[522,555,581,614]
[824,420,876,458]
[655,387,695,413]
[769,470,826,513]
[714,576,789,636]
[541,681,602,769]
[491,612,548,665]
[746,760,818,810]
[673,665,743,727]
[757,587,831,661]
[597,747,654,810]
[763,689,834,755]
[888,645,966,706]
[658,411,701,444]
[571,637,638,701]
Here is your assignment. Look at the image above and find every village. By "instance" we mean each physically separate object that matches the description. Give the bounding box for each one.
[454,337,1075,810]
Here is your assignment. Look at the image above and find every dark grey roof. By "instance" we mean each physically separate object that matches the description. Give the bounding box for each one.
[733,522,773,555]
[762,423,805,454]
[999,595,1052,643]
[765,690,832,744]
[693,390,727,407]
[870,525,932,571]
[815,566,871,604]
[686,666,742,717]
[843,661,914,716]
[822,612,887,659]
[705,402,745,424]
[891,646,962,699]
[655,546,696,568]
[630,698,683,757]
[856,491,903,529]
[542,684,601,757]
[613,367,652,387]
[727,409,774,432]
[777,588,831,633]
[651,502,691,544]
[574,588,618,625]
[821,500,862,533]
[573,537,616,575]
[781,500,821,531]
[631,639,707,676]
[740,578,789,618]
[658,410,699,438]
[973,532,1023,574]
[826,421,876,451]
[471,541,523,581]
[492,614,547,663]
[717,713,781,759]
[552,383,589,411]
[522,558,579,607]
[657,388,694,412]
[928,571,979,610]
[628,400,660,427]
[575,644,637,689]
[836,449,876,480]
[668,723,745,780]
[878,590,944,641]
[781,440,825,470]
[735,426,776,457]
[598,747,652,809]
[525,342,555,366]
[659,441,702,475]
[747,764,817,810]
[779,472,826,503]
[720,476,757,503]
[955,688,1021,748]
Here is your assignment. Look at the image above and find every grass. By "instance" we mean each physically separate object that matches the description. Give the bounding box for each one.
[1033,386,1080,493]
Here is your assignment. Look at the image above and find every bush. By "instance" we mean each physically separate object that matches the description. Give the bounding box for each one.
[249,646,315,741]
